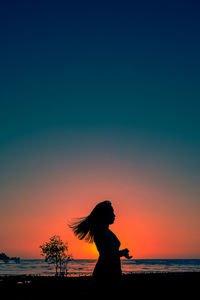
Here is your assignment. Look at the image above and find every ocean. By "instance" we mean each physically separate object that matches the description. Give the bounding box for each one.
[0,259,200,276]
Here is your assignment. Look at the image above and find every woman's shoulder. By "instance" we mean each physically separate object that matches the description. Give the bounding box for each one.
[94,227,109,240]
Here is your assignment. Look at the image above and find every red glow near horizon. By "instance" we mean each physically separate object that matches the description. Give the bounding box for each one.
[1,159,200,259]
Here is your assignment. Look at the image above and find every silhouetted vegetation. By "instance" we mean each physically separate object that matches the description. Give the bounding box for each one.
[0,252,20,263]
[39,235,72,276]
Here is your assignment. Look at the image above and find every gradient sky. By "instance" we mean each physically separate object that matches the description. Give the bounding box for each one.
[0,0,200,259]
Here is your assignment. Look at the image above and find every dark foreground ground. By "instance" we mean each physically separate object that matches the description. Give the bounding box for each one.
[0,272,199,299]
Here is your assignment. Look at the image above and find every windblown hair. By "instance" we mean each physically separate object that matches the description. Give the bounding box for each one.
[69,200,112,243]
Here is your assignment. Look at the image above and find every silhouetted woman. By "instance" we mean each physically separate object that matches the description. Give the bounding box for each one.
[69,200,132,280]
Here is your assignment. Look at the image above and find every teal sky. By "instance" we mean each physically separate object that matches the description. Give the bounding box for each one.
[1,1,200,178]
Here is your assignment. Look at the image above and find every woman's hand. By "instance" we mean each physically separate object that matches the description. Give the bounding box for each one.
[120,248,133,259]
[123,248,132,259]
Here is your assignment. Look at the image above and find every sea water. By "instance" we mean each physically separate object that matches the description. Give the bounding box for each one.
[0,259,200,276]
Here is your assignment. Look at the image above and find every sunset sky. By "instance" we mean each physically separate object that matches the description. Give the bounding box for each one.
[0,0,200,259]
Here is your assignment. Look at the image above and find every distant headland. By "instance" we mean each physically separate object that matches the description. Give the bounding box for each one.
[0,252,20,263]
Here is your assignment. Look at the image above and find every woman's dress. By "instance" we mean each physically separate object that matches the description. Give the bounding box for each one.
[93,227,122,279]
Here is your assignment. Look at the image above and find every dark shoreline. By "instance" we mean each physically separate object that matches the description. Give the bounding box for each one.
[1,272,199,299]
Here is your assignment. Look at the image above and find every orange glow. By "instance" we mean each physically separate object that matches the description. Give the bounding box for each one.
[1,159,200,259]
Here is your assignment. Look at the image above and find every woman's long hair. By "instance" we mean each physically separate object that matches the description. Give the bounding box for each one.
[69,200,112,243]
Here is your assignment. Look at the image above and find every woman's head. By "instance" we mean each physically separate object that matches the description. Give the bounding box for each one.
[89,200,115,225]
[69,200,115,243]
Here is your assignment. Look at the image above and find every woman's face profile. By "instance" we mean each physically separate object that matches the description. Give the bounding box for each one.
[105,206,115,225]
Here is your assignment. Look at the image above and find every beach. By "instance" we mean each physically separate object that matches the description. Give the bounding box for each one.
[1,272,199,299]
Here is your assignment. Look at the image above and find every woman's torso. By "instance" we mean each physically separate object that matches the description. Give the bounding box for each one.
[94,227,121,257]
[93,227,122,279]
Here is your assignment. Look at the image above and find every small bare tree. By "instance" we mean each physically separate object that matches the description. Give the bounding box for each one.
[39,235,72,276]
